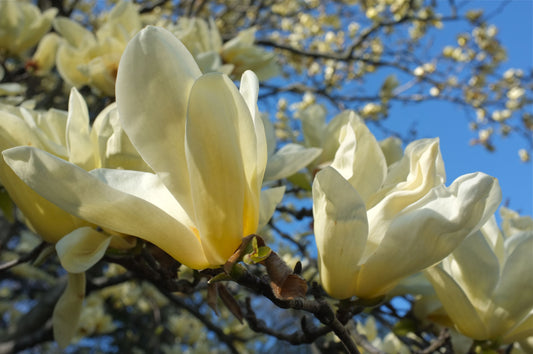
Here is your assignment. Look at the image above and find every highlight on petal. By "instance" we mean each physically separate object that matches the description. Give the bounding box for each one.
[56,227,112,273]
[53,272,86,348]
[312,167,369,299]
[116,26,202,216]
[239,70,267,183]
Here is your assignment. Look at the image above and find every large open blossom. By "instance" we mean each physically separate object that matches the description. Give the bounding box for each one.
[424,208,533,342]
[312,114,501,299]
[4,26,283,269]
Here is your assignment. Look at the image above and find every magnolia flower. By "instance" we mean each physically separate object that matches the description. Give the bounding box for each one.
[167,17,233,75]
[221,27,280,81]
[53,0,141,96]
[168,17,280,80]
[312,115,501,299]
[4,26,283,270]
[261,113,321,181]
[356,317,410,354]
[0,88,140,347]
[27,32,61,74]
[0,1,57,57]
[0,89,146,243]
[424,209,533,342]
[301,105,397,170]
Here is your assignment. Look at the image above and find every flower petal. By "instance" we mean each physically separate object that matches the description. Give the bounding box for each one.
[116,26,202,216]
[264,144,322,181]
[258,186,285,229]
[66,88,96,170]
[3,146,209,268]
[358,172,501,298]
[186,73,255,265]
[53,272,85,348]
[312,167,368,299]
[239,70,267,185]
[424,266,488,339]
[56,227,112,273]
[330,116,387,202]
[492,232,533,331]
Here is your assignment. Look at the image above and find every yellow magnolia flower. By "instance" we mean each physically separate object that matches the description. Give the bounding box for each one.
[424,209,533,342]
[4,26,283,269]
[0,89,146,243]
[0,89,141,347]
[300,105,399,170]
[0,1,57,57]
[312,115,501,299]
[53,0,141,96]
[220,27,280,81]
[167,17,233,75]
[167,17,280,80]
[27,32,61,74]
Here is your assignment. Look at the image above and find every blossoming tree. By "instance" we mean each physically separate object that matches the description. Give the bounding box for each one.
[0,1,531,353]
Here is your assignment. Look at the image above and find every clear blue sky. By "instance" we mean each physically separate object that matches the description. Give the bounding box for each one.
[385,0,532,218]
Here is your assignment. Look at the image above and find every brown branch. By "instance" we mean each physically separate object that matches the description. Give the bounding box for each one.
[0,242,49,272]
[416,328,452,354]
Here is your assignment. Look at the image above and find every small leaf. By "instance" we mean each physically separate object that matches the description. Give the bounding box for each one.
[243,237,272,264]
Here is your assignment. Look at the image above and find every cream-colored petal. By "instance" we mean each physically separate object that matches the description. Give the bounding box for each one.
[258,186,285,229]
[240,70,267,183]
[186,73,251,266]
[66,88,96,170]
[492,232,533,331]
[3,146,209,269]
[312,167,368,299]
[331,117,387,202]
[444,231,500,314]
[0,111,44,150]
[53,17,95,47]
[55,45,90,87]
[379,136,403,166]
[89,168,191,225]
[53,272,85,348]
[56,227,111,273]
[365,139,448,251]
[0,158,87,243]
[116,26,202,216]
[301,104,327,149]
[239,70,267,187]
[264,144,322,181]
[503,312,533,343]
[376,138,445,201]
[425,266,489,339]
[358,172,501,298]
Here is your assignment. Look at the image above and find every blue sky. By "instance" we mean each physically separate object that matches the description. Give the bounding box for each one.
[384,0,532,217]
